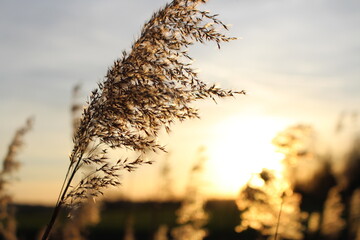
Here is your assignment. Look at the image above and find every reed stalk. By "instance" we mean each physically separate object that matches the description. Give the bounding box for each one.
[0,118,33,240]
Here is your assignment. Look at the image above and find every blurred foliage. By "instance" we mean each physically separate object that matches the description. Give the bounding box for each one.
[236,116,360,240]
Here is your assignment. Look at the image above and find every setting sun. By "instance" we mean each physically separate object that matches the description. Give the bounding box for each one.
[205,115,286,198]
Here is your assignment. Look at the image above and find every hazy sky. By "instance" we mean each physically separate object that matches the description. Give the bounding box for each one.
[0,0,359,204]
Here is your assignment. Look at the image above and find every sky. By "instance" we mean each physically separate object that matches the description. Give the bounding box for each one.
[0,0,359,205]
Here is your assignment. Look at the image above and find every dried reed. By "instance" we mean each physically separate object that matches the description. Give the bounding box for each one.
[330,115,360,240]
[320,186,346,239]
[349,189,360,240]
[236,169,304,240]
[41,0,243,239]
[0,118,33,240]
[171,147,208,240]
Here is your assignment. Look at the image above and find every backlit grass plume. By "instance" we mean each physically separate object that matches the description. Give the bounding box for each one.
[41,0,243,239]
[320,186,346,239]
[236,170,304,240]
[0,118,33,240]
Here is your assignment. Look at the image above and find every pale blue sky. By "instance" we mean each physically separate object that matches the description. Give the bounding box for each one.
[0,0,359,204]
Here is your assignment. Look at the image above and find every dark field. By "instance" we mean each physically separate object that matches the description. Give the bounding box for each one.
[16,200,243,240]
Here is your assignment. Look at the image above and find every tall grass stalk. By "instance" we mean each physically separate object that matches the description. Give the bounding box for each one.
[0,118,33,240]
[171,147,208,240]
[41,0,243,239]
[62,85,101,240]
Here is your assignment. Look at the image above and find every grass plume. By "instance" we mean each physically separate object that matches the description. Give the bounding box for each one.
[236,125,316,239]
[41,0,242,239]
[320,186,346,239]
[0,118,33,240]
[236,169,304,240]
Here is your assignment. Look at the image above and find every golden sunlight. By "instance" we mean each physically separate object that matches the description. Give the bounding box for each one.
[205,115,286,198]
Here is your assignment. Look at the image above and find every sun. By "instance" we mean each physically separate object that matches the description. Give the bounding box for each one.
[204,115,286,199]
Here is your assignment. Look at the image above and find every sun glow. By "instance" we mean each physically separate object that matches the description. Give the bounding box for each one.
[205,115,286,199]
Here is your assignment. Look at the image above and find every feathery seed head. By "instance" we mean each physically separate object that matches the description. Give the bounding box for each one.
[64,0,243,206]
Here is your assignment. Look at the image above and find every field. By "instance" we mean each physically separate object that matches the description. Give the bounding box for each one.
[16,200,241,240]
